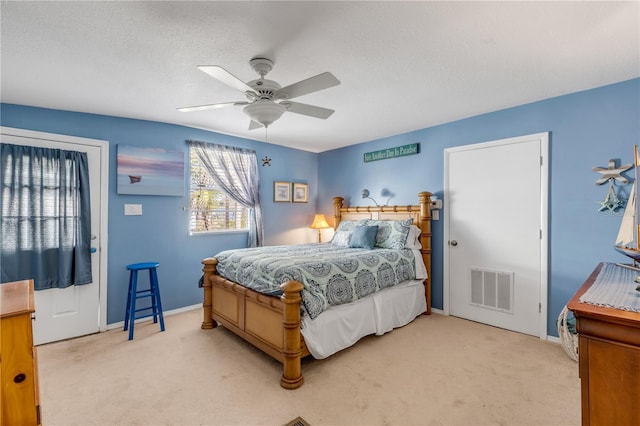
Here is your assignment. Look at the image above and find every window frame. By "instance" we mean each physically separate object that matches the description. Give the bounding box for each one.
[188,149,250,235]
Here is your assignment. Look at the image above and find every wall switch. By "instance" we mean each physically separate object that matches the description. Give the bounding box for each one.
[124,204,142,216]
[432,210,439,221]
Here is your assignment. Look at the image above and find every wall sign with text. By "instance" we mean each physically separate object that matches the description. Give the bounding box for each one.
[363,143,420,162]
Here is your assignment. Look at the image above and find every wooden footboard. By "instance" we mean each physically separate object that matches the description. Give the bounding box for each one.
[201,257,308,389]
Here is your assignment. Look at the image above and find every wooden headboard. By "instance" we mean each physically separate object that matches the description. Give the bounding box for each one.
[332,191,433,314]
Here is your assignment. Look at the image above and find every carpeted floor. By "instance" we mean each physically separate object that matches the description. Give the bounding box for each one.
[36,308,581,425]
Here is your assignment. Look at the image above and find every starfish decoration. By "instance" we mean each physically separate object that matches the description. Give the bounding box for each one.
[596,197,618,212]
[597,181,626,212]
[593,159,632,185]
[262,156,271,166]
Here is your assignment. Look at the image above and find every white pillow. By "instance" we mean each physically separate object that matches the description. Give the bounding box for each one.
[331,230,352,247]
[404,225,422,249]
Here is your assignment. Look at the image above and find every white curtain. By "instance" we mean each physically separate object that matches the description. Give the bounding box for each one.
[187,140,263,247]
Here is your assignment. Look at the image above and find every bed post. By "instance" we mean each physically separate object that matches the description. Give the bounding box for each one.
[280,280,305,389]
[333,196,344,229]
[201,257,218,329]
[418,191,433,315]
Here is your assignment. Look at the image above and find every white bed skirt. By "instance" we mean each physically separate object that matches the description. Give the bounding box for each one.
[301,279,427,359]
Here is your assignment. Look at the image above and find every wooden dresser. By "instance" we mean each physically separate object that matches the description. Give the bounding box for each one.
[567,263,640,426]
[0,279,41,426]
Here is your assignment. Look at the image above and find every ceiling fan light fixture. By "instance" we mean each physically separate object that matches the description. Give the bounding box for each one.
[243,100,286,127]
[180,57,341,129]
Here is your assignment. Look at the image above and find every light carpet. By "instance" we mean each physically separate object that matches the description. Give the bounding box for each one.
[36,309,580,425]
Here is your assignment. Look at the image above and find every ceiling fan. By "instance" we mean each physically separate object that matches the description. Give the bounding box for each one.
[178,57,340,129]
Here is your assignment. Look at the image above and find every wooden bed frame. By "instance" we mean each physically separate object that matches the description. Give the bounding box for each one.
[200,191,432,389]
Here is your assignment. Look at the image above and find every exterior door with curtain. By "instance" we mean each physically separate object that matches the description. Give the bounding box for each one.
[1,127,108,345]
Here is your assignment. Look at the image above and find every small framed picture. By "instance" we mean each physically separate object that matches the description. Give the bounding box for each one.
[293,183,309,203]
[274,181,291,202]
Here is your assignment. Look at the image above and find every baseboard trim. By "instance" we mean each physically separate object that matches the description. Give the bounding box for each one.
[107,304,564,343]
[546,335,561,344]
[106,303,202,330]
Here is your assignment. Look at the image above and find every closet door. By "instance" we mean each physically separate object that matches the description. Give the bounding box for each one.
[445,133,548,338]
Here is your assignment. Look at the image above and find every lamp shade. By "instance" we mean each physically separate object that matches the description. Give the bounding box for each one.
[309,214,331,229]
[310,214,331,243]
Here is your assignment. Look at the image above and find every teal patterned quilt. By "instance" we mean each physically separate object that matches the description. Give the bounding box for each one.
[214,243,419,319]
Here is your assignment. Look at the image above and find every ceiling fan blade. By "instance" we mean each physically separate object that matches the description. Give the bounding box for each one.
[177,101,248,112]
[275,72,340,100]
[282,101,335,119]
[197,65,257,94]
[248,120,263,130]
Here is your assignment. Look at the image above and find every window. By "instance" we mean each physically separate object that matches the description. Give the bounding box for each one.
[189,149,249,233]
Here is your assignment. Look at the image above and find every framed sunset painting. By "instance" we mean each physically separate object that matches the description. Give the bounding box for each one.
[117,145,184,196]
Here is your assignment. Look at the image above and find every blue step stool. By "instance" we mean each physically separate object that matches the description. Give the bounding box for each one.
[124,262,165,340]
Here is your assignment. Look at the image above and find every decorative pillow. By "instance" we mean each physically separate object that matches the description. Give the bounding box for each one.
[348,225,379,249]
[331,230,352,247]
[361,218,413,249]
[330,220,359,246]
[405,225,422,249]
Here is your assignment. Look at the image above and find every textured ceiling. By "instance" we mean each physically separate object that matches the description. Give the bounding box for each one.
[1,1,638,153]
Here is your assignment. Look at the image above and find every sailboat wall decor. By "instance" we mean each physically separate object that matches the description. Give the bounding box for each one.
[614,145,640,267]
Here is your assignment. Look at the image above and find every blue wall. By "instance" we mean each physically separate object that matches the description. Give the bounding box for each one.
[0,104,319,324]
[318,78,640,336]
[3,78,638,336]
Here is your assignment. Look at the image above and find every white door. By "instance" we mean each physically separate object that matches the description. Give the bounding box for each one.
[1,127,109,345]
[444,133,548,338]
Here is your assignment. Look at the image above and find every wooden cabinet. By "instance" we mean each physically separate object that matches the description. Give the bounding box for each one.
[567,263,640,426]
[1,279,40,426]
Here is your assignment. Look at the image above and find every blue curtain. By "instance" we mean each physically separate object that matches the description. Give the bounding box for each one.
[1,143,92,290]
[187,140,264,247]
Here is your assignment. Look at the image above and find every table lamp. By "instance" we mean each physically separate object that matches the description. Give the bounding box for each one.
[309,214,331,242]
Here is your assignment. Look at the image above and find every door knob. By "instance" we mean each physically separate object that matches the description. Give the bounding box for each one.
[450,240,458,246]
